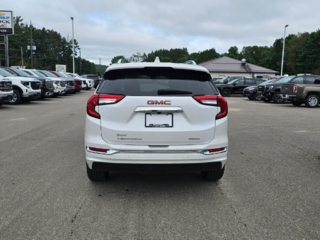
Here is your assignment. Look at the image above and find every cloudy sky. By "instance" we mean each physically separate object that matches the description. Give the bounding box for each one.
[1,0,319,65]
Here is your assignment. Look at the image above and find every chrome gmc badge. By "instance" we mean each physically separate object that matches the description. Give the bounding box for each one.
[147,100,171,105]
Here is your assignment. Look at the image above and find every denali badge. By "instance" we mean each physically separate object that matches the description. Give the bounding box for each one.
[147,100,171,105]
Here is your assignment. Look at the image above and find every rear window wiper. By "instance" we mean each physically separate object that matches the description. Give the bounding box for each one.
[158,89,192,95]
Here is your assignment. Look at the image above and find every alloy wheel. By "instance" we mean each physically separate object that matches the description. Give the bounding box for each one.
[308,96,318,107]
[10,93,18,103]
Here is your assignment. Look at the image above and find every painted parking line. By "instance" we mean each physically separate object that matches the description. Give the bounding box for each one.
[11,118,25,121]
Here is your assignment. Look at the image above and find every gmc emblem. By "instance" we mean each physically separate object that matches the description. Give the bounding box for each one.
[147,100,171,105]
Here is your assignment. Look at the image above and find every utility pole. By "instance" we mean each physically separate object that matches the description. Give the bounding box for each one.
[79,48,81,75]
[71,17,75,74]
[21,47,23,67]
[30,21,33,69]
[5,35,9,67]
[99,58,101,65]
[281,24,289,76]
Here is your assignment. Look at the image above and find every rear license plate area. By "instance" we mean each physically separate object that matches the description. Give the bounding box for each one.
[145,113,173,128]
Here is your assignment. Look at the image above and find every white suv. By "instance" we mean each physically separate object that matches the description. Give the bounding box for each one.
[0,68,41,104]
[0,78,13,106]
[85,60,228,181]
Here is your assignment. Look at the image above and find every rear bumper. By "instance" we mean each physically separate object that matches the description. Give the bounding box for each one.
[85,114,228,170]
[92,162,222,173]
[281,94,297,100]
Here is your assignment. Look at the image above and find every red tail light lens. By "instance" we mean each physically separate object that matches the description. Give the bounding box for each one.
[293,85,298,93]
[193,96,228,119]
[89,147,109,152]
[208,147,226,152]
[87,94,100,119]
[87,94,125,119]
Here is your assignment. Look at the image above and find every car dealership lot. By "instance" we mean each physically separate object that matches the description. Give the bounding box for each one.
[0,91,319,239]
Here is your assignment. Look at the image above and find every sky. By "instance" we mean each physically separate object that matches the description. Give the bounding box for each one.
[1,0,319,65]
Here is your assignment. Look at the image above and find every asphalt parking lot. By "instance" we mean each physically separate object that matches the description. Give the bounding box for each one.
[0,90,319,240]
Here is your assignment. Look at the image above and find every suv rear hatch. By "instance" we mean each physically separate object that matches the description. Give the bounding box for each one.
[96,68,225,146]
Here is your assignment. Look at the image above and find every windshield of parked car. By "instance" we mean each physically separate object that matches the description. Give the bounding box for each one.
[31,70,47,78]
[227,79,239,84]
[0,68,15,77]
[58,72,69,78]
[277,76,295,83]
[12,69,30,77]
[214,77,226,82]
[73,73,82,78]
[41,71,57,78]
[66,73,76,78]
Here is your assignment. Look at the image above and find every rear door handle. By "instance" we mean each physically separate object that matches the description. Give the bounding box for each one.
[135,107,183,113]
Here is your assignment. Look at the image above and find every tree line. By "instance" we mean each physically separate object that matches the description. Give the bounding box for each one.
[2,17,320,76]
[0,16,97,74]
[111,29,320,75]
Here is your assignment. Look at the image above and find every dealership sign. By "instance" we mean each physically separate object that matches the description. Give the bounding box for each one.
[56,65,67,72]
[0,10,14,35]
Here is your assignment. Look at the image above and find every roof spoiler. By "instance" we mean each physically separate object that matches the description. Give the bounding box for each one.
[117,59,127,64]
[183,60,197,65]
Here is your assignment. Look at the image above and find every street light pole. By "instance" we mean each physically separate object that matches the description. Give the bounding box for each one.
[79,48,81,75]
[281,24,289,76]
[71,17,75,74]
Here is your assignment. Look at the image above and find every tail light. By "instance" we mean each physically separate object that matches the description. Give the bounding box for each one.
[87,94,125,119]
[88,147,109,152]
[193,96,228,119]
[201,147,227,155]
[208,147,226,152]
[293,85,298,93]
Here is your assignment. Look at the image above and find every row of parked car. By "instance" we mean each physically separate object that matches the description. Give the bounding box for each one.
[211,74,320,108]
[0,68,100,106]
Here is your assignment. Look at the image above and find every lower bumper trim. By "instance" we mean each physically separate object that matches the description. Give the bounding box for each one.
[92,162,222,173]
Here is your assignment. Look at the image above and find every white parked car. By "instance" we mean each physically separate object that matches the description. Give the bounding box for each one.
[0,68,41,104]
[67,73,94,90]
[85,59,228,181]
[0,77,13,106]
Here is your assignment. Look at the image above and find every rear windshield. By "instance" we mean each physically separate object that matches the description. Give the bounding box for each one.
[98,68,216,96]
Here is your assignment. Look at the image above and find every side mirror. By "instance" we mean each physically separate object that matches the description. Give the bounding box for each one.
[233,83,237,86]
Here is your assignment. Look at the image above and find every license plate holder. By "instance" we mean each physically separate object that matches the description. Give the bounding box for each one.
[145,113,173,128]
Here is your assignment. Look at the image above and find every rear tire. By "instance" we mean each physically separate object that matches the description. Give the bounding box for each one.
[86,164,109,181]
[305,94,319,108]
[291,100,302,106]
[222,89,231,97]
[272,92,284,103]
[9,89,22,104]
[201,166,225,181]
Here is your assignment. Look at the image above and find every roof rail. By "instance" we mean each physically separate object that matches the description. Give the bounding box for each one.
[183,60,197,65]
[117,58,127,64]
[296,73,312,76]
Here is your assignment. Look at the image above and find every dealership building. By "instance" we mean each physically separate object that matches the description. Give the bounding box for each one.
[199,56,278,78]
